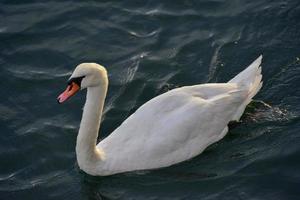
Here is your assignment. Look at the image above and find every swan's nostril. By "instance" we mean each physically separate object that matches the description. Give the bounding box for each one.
[68,84,73,91]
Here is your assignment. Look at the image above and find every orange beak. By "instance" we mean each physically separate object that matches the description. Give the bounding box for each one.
[57,82,80,104]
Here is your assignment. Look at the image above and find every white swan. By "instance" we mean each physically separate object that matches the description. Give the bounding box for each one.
[57,56,263,176]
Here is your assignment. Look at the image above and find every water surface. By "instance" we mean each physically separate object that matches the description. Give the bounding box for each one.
[1,0,300,199]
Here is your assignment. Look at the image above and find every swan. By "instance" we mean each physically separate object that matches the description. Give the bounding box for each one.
[57,55,263,176]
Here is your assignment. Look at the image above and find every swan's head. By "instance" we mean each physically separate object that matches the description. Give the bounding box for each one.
[57,63,107,104]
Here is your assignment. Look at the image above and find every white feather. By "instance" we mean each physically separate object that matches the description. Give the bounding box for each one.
[65,56,263,176]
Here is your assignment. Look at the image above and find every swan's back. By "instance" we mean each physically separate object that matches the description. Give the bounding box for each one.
[97,56,263,175]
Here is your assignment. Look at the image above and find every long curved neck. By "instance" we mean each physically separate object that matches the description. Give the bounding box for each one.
[76,83,107,169]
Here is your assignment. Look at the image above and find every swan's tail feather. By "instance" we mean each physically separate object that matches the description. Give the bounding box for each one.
[229,55,263,121]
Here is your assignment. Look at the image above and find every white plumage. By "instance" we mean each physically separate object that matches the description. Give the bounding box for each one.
[58,55,263,176]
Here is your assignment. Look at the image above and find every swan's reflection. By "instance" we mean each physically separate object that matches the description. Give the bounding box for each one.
[79,165,218,200]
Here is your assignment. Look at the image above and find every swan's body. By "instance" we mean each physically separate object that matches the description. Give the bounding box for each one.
[58,56,263,176]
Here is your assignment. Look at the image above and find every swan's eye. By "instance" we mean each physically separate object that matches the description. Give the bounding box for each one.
[67,76,85,87]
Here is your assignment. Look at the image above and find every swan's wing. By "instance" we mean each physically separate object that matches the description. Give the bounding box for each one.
[179,83,240,99]
[98,83,247,173]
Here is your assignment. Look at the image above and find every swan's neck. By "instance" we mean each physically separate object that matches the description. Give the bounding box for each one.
[76,84,107,171]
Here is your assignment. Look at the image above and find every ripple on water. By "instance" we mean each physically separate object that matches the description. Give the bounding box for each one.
[1,0,300,199]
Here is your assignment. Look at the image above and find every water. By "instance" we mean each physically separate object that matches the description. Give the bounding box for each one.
[1,0,300,199]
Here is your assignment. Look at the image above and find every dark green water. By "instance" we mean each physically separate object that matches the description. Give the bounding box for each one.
[1,0,300,199]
